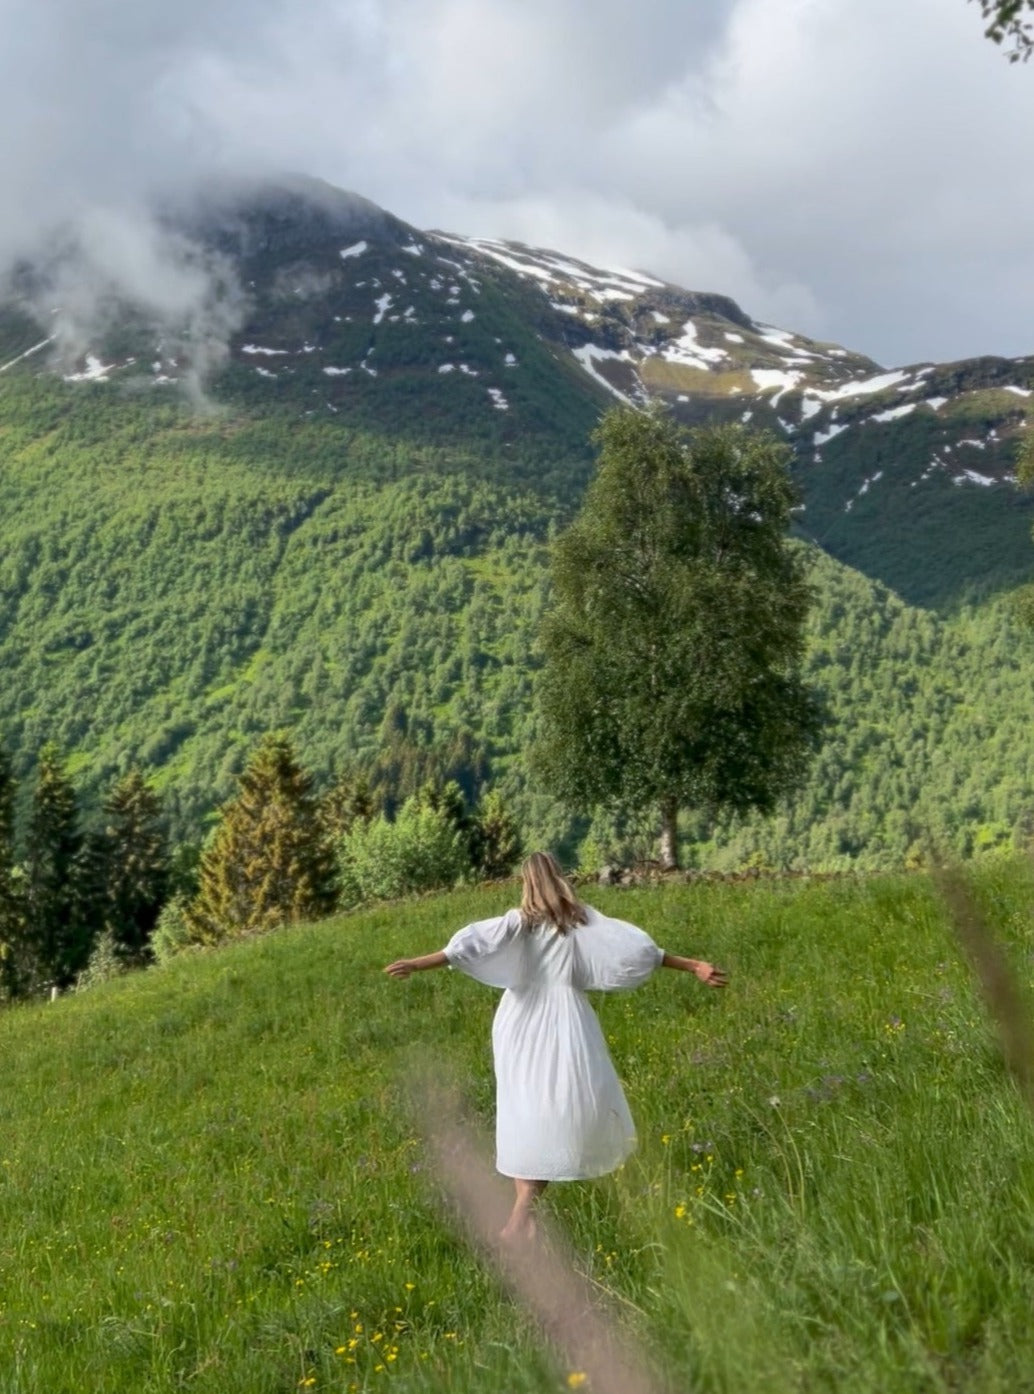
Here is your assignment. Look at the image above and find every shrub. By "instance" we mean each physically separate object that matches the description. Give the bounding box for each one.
[151,895,195,965]
[339,798,468,905]
[74,928,127,991]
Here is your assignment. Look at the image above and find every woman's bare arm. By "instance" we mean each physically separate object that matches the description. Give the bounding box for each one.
[661,952,728,987]
[384,951,449,979]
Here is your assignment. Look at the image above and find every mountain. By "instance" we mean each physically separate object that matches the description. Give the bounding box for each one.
[3,175,1032,607]
[443,232,1034,608]
[1,176,1033,867]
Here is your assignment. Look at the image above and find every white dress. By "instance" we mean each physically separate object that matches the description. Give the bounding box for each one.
[443,905,665,1181]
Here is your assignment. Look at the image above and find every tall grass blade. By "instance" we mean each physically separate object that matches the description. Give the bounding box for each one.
[935,861,1034,1111]
[413,1077,670,1394]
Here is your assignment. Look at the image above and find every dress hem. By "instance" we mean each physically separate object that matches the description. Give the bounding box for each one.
[496,1149,636,1182]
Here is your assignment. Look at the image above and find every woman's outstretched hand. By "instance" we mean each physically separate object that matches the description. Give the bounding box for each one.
[693,960,728,988]
[384,951,449,979]
[661,951,728,986]
[384,959,417,979]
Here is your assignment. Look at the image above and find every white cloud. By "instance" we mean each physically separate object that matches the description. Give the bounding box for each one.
[0,0,1032,365]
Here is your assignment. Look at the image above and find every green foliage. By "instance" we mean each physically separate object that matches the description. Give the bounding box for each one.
[150,894,195,966]
[469,789,523,880]
[1,358,1034,879]
[973,0,1034,59]
[0,750,21,999]
[0,369,553,840]
[185,734,336,944]
[21,744,89,990]
[694,549,1034,869]
[338,797,469,904]
[320,770,377,842]
[535,408,822,864]
[73,926,128,992]
[86,771,169,965]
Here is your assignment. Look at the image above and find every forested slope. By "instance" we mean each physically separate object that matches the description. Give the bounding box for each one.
[2,358,1034,869]
[703,551,1034,869]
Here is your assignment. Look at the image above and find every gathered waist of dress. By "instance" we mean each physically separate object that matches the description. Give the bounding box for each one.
[504,980,585,997]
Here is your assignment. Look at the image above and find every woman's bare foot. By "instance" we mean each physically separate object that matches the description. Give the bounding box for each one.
[499,1209,538,1244]
[499,1178,547,1244]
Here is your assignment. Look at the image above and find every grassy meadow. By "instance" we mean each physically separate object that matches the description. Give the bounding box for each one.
[3,866,1034,1393]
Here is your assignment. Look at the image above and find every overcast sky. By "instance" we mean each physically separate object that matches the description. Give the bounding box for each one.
[2,0,1032,367]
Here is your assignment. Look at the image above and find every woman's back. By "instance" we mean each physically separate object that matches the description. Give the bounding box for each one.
[444,905,663,994]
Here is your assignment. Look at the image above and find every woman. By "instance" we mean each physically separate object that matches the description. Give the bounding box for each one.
[385,851,727,1241]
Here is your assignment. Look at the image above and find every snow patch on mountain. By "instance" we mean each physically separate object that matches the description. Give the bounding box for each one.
[64,354,114,382]
[870,403,917,424]
[0,338,53,374]
[751,368,801,407]
[571,344,638,404]
[814,422,848,446]
[663,320,729,369]
[819,370,911,402]
[954,469,997,486]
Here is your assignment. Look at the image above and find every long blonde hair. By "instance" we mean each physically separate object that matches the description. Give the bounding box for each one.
[519,851,587,934]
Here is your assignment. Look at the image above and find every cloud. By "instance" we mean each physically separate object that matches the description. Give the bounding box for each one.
[31,207,245,404]
[0,0,1032,366]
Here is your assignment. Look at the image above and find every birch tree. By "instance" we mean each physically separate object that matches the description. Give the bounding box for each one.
[534,407,822,869]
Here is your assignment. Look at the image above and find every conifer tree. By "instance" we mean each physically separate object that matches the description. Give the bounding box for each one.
[470,789,523,880]
[185,734,336,943]
[23,745,87,990]
[0,750,23,999]
[321,771,376,842]
[89,771,169,965]
[415,779,475,859]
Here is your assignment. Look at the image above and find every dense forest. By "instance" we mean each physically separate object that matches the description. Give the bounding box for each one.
[2,362,1034,879]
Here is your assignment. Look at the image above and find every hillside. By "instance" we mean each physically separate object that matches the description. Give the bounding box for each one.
[1,366,1033,868]
[1,175,1034,865]
[3,870,1034,1392]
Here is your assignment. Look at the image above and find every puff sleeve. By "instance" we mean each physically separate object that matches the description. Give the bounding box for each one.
[572,908,664,991]
[442,908,528,989]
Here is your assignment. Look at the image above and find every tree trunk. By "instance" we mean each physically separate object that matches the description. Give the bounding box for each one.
[658,797,679,870]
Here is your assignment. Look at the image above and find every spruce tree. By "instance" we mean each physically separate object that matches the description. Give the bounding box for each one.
[185,734,336,943]
[470,790,523,881]
[0,750,23,1000]
[321,771,376,842]
[415,779,475,863]
[23,745,87,990]
[90,771,169,965]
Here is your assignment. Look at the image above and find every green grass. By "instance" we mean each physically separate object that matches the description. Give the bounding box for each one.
[3,867,1034,1392]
